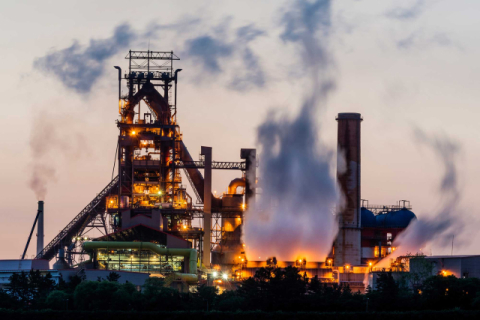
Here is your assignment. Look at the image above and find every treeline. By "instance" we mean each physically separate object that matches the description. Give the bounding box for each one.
[2,310,480,320]
[2,267,480,312]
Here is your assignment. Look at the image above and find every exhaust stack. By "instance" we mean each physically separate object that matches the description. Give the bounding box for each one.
[36,201,44,256]
[334,113,362,267]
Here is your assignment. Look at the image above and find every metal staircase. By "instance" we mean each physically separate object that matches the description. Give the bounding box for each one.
[35,176,119,261]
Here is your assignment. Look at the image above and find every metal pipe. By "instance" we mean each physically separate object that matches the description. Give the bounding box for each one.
[37,201,44,256]
[228,177,245,195]
[173,69,182,119]
[114,66,122,100]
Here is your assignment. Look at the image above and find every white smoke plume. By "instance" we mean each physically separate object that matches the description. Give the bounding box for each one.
[373,129,465,269]
[29,111,87,200]
[243,0,339,262]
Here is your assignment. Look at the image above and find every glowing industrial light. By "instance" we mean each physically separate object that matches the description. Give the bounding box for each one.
[158,191,162,195]
[110,200,114,204]
[242,244,246,247]
[392,247,396,251]
[131,131,136,135]
[183,225,187,229]
[213,271,218,278]
[241,204,246,210]
[222,273,228,280]
[369,262,372,267]
[299,259,302,263]
[241,258,244,262]
[345,265,350,269]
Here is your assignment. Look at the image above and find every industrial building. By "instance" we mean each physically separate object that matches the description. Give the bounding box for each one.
[4,51,255,289]
[1,49,475,293]
[366,255,480,290]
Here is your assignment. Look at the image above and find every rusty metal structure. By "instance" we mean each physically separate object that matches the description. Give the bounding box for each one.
[35,50,256,272]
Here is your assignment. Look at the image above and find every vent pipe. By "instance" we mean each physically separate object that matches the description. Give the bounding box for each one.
[36,201,44,256]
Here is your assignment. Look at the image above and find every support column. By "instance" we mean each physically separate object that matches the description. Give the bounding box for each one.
[240,149,256,211]
[201,146,212,268]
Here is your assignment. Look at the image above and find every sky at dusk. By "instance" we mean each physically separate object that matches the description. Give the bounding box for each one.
[0,0,479,259]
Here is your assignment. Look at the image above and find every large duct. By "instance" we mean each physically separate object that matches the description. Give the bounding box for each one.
[334,113,362,267]
[227,177,245,195]
[36,201,44,256]
[180,141,205,202]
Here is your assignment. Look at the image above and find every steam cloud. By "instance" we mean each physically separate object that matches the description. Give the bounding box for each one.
[29,112,87,200]
[385,0,426,21]
[34,24,136,94]
[243,0,339,262]
[374,129,465,269]
[35,20,266,93]
[184,24,265,91]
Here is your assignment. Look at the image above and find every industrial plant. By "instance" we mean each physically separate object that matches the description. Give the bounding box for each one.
[1,50,478,292]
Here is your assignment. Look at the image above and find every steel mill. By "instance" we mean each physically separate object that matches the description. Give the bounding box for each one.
[3,50,429,292]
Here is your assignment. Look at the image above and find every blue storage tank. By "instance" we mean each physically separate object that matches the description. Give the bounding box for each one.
[376,213,387,228]
[384,208,416,228]
[361,207,376,227]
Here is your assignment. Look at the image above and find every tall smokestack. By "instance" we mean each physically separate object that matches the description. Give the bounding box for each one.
[36,201,44,256]
[334,113,362,267]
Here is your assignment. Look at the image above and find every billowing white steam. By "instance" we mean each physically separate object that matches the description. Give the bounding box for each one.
[243,0,340,261]
[373,129,465,269]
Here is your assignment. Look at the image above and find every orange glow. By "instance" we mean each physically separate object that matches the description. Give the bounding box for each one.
[183,225,187,229]
[131,131,136,135]
[299,259,302,263]
[241,258,244,262]
[369,262,372,266]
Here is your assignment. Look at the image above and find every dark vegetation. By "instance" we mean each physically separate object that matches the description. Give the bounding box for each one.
[2,266,480,313]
